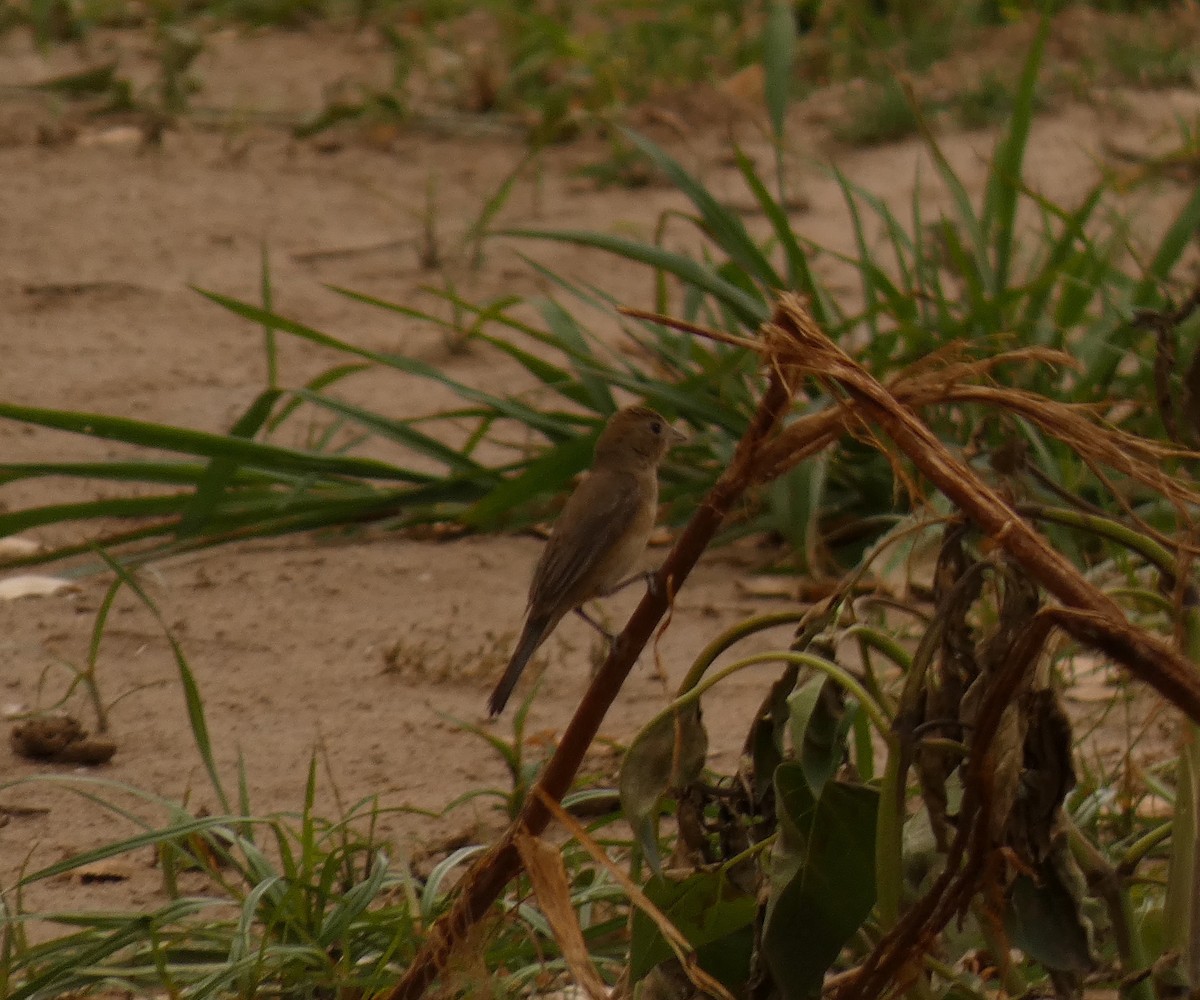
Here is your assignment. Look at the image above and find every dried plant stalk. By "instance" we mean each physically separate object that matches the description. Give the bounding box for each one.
[386,294,1200,1000]
[761,293,1200,722]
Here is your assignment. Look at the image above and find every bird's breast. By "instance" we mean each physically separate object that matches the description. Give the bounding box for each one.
[589,476,657,595]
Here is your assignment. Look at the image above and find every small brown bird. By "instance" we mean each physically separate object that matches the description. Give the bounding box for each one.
[487,405,684,716]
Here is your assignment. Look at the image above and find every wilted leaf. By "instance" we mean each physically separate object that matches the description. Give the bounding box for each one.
[917,526,984,848]
[620,702,707,873]
[743,662,800,805]
[1008,688,1075,863]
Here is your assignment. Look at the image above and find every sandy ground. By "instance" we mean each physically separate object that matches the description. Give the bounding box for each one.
[0,19,1197,926]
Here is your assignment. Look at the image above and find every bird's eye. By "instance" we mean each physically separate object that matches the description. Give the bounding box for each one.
[650,421,662,434]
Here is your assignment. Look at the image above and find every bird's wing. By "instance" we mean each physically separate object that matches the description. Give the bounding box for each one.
[528,470,645,613]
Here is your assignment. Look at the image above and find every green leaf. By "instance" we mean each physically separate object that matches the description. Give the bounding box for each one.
[1006,849,1095,973]
[295,391,489,477]
[533,298,616,414]
[786,675,848,798]
[764,765,878,999]
[620,128,782,294]
[1133,173,1200,305]
[630,870,756,987]
[0,400,414,482]
[732,147,835,325]
[983,17,1047,293]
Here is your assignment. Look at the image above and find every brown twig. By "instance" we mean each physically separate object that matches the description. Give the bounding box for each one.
[1133,280,1200,446]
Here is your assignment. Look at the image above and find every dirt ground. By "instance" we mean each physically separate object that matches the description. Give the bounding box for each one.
[1,19,1197,928]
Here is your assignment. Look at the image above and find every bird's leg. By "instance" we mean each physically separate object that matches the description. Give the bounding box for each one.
[575,605,619,676]
[603,569,659,599]
[574,605,617,644]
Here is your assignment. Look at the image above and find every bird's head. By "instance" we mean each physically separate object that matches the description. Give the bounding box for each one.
[593,405,686,468]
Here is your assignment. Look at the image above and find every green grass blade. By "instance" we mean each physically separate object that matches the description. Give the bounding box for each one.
[620,128,783,293]
[0,495,189,536]
[261,243,278,388]
[533,298,616,414]
[464,150,537,267]
[1018,184,1105,334]
[463,431,594,529]
[94,550,231,813]
[0,400,412,482]
[983,17,1047,292]
[912,114,992,299]
[178,389,284,537]
[317,856,390,947]
[763,0,795,144]
[198,288,577,441]
[22,814,246,884]
[265,362,372,433]
[293,391,490,477]
[732,147,836,326]
[471,331,593,408]
[500,227,768,328]
[1133,177,1200,305]
[7,920,154,1000]
[0,461,288,487]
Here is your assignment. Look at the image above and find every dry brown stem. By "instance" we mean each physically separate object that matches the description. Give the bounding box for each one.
[757,292,1200,723]
[378,306,800,1000]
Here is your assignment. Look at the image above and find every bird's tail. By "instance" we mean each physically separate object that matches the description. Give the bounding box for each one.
[488,615,551,716]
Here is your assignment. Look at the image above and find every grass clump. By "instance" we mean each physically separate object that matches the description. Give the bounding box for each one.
[5,22,1200,573]
[1103,20,1200,89]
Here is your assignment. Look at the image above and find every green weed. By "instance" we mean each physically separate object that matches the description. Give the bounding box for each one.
[832,74,925,146]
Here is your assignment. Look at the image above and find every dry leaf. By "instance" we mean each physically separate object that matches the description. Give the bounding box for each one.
[77,125,143,147]
[737,576,796,599]
[515,832,610,1000]
[11,716,116,765]
[0,536,42,558]
[0,575,77,600]
[718,64,765,107]
[74,860,135,884]
[534,790,736,1000]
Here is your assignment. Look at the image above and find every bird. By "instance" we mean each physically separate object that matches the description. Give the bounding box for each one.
[487,405,684,716]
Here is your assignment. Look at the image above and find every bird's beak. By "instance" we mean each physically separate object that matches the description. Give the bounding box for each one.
[670,425,688,445]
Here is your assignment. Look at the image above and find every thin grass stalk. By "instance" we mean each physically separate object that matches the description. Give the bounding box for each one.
[1167,601,1200,985]
[1064,818,1154,1000]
